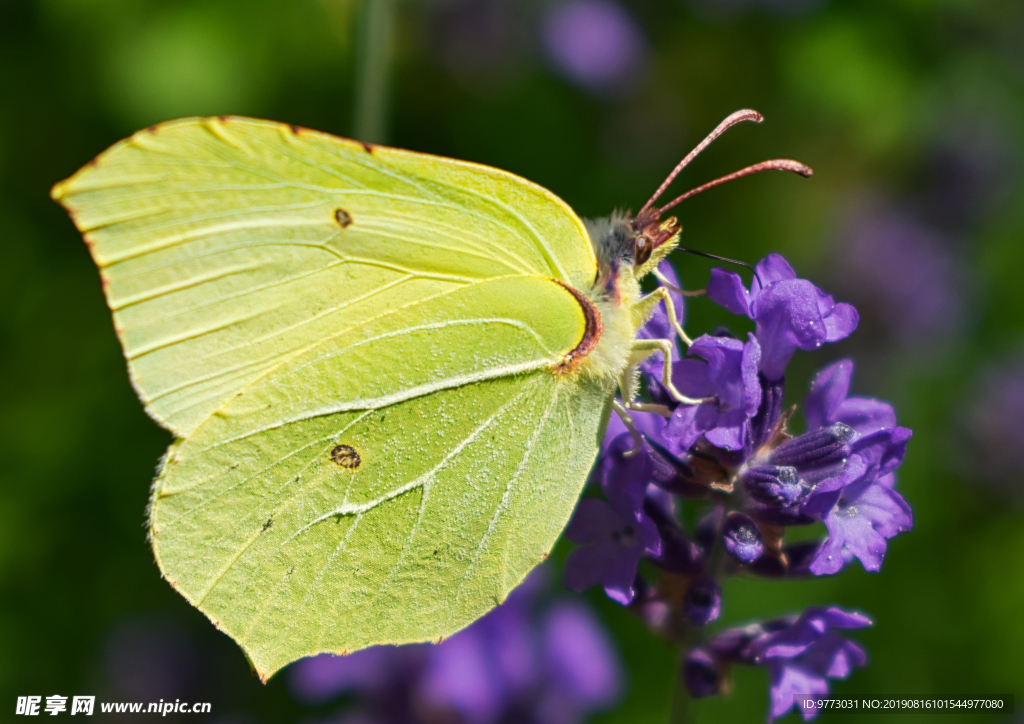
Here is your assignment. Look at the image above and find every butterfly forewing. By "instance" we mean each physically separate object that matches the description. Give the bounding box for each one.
[53,117,597,435]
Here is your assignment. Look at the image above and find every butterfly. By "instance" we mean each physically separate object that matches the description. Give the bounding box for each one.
[52,109,808,679]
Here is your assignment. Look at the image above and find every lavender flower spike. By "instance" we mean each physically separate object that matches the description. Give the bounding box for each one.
[708,254,858,380]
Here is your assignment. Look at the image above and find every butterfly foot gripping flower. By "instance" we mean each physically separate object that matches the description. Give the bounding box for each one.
[564,243,912,719]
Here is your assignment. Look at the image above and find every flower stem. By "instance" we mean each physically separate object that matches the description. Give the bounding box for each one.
[670,649,697,724]
[352,0,394,143]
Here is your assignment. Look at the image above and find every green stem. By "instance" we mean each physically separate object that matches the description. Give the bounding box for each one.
[669,512,728,724]
[352,0,394,143]
[670,649,697,724]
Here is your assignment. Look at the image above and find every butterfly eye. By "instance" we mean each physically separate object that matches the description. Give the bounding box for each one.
[634,236,653,266]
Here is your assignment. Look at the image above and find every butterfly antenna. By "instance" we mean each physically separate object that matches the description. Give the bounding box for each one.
[637,109,764,219]
[656,159,813,215]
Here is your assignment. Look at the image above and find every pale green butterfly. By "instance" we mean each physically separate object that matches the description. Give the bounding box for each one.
[52,109,808,679]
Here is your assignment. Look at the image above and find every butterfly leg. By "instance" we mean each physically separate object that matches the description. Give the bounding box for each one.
[629,338,705,406]
[611,399,645,456]
[633,286,693,346]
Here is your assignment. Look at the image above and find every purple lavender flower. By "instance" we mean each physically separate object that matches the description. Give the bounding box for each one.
[687,608,870,719]
[752,608,871,722]
[708,254,858,380]
[799,361,913,574]
[540,0,646,93]
[804,467,912,575]
[804,359,896,436]
[664,333,762,451]
[559,248,908,721]
[563,489,660,605]
[683,647,721,697]
[682,576,722,626]
[540,602,623,715]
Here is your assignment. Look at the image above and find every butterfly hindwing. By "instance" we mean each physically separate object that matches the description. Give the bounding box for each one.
[150,276,612,677]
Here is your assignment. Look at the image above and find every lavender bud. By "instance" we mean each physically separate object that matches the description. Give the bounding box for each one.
[643,497,704,575]
[708,623,766,664]
[741,465,807,507]
[722,512,764,564]
[751,374,785,449]
[769,423,854,469]
[683,648,720,698]
[683,577,721,626]
[644,437,723,496]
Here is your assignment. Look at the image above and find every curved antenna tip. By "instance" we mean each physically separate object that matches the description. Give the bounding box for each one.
[656,158,815,215]
[636,109,767,219]
[728,109,764,125]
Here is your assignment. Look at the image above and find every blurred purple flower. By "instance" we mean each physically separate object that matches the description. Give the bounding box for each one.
[664,333,762,451]
[923,120,1020,231]
[290,646,401,705]
[962,356,1024,499]
[290,569,620,724]
[541,0,646,93]
[418,578,540,723]
[682,576,722,626]
[832,203,967,348]
[539,601,622,718]
[708,254,858,381]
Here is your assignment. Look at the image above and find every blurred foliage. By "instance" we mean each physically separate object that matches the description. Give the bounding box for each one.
[1,0,1022,721]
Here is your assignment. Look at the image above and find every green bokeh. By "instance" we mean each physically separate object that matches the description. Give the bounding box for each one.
[2,0,1022,721]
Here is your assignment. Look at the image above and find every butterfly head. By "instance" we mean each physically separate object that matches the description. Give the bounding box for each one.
[586,210,680,306]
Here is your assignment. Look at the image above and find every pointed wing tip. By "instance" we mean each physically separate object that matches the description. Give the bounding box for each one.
[50,179,68,202]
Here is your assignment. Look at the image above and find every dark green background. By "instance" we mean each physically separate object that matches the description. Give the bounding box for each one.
[2,0,1022,721]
